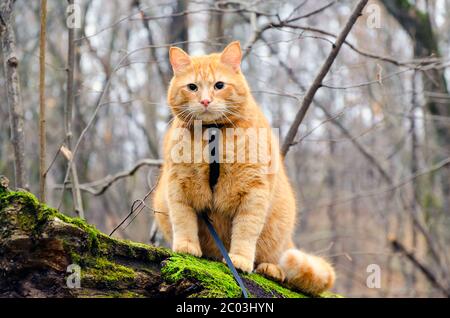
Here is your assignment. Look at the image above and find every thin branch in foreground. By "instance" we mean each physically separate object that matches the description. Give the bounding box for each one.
[109,183,158,237]
[42,138,66,177]
[281,0,369,156]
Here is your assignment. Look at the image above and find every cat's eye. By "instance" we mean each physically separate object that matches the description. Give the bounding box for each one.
[214,81,225,90]
[187,83,198,91]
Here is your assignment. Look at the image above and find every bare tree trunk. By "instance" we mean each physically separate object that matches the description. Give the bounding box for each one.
[65,0,84,218]
[0,0,27,189]
[39,0,47,202]
[381,0,450,213]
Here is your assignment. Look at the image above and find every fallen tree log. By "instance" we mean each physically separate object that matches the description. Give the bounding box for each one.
[0,177,340,298]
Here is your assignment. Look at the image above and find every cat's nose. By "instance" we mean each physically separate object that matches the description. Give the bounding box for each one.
[200,99,211,107]
[200,99,210,107]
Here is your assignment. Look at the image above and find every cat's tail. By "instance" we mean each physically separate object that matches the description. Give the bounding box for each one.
[279,248,335,295]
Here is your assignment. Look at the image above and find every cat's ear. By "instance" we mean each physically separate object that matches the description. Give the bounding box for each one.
[220,41,241,72]
[169,47,191,74]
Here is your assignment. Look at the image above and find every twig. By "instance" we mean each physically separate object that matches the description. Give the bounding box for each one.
[390,238,450,297]
[256,32,394,184]
[307,157,450,211]
[281,0,369,156]
[273,24,415,67]
[242,1,339,58]
[285,0,338,23]
[43,137,66,177]
[132,0,170,86]
[77,5,274,42]
[109,184,158,236]
[54,159,162,196]
[291,110,345,145]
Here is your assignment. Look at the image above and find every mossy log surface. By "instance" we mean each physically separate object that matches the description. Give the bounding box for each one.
[0,178,340,298]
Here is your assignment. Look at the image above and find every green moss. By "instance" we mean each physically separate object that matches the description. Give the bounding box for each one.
[117,291,146,298]
[162,254,243,298]
[0,191,40,235]
[82,257,137,286]
[70,251,139,290]
[244,273,306,298]
[320,291,344,298]
[76,289,146,298]
[160,253,338,298]
[1,190,170,259]
[0,190,40,211]
[38,203,104,250]
[123,239,173,262]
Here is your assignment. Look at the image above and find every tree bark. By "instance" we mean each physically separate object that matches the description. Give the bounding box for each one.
[0,0,27,189]
[65,0,84,218]
[0,178,341,298]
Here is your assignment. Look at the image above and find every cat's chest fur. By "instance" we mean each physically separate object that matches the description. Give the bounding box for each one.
[167,122,272,215]
[171,161,265,215]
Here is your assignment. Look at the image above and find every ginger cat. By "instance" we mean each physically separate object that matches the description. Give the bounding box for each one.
[152,41,335,295]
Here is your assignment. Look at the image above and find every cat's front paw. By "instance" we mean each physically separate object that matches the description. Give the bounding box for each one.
[227,253,254,273]
[173,239,202,257]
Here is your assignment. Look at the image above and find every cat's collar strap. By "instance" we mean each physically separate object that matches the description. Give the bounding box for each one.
[202,123,224,129]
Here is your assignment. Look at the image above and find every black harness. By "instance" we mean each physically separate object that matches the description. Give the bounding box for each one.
[200,124,249,298]
[205,124,221,190]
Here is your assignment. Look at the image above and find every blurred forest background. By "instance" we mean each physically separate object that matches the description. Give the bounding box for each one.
[1,0,450,297]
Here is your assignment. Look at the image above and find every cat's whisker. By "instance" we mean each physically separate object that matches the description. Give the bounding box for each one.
[221,109,248,120]
[165,108,192,128]
[221,112,237,129]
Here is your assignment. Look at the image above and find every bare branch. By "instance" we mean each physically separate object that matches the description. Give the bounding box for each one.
[390,238,450,297]
[281,0,369,156]
[54,159,162,196]
[284,0,338,23]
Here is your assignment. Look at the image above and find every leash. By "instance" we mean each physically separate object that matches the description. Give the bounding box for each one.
[200,213,249,298]
[201,124,249,298]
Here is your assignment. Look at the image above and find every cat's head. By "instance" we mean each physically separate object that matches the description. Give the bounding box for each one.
[167,41,249,124]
